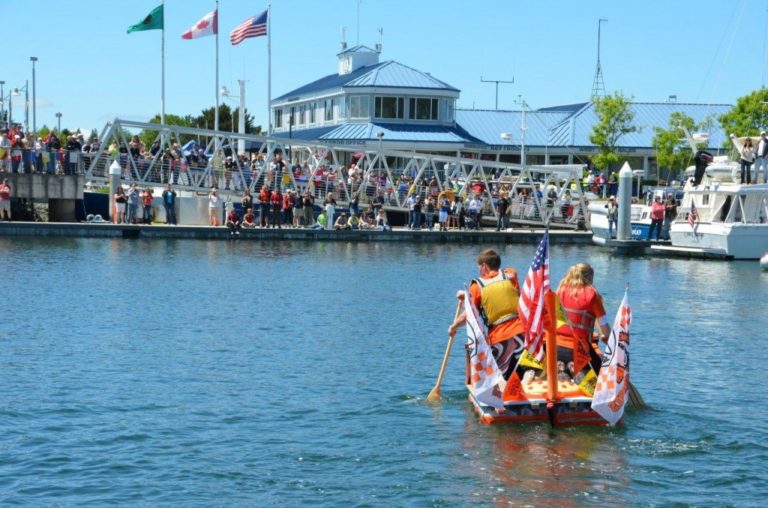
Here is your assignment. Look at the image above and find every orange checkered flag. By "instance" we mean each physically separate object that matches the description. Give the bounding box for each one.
[464,291,505,410]
[591,287,631,426]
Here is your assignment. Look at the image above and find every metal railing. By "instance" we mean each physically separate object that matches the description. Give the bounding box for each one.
[85,118,591,229]
[1,148,88,175]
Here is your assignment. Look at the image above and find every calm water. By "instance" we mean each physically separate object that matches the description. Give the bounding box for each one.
[1,237,766,506]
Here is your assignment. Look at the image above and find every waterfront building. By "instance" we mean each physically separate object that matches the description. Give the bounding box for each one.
[271,44,731,178]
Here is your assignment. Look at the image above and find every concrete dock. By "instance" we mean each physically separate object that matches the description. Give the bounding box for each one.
[0,221,593,244]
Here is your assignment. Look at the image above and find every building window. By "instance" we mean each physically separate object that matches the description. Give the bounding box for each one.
[375,96,404,119]
[298,105,306,125]
[446,99,455,121]
[408,97,439,120]
[324,98,335,121]
[274,109,282,129]
[309,103,316,124]
[347,96,370,119]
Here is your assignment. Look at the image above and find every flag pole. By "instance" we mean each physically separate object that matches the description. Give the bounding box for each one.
[161,0,166,146]
[215,0,220,147]
[267,3,272,136]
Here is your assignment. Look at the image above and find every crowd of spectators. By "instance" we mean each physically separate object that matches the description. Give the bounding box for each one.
[0,124,92,175]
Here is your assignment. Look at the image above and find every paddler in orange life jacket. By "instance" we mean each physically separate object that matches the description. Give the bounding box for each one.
[448,249,525,380]
[555,263,610,379]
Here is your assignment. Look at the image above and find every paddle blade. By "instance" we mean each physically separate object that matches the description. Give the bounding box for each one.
[426,386,442,402]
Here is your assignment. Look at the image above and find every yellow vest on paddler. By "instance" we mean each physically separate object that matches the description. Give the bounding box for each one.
[474,270,519,327]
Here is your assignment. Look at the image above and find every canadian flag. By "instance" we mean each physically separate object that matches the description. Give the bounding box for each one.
[181,9,218,40]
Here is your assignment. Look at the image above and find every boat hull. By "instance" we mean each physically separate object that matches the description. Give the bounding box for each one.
[589,202,651,242]
[467,384,611,427]
[669,222,768,260]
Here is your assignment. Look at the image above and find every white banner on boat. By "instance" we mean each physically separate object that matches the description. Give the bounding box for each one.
[591,288,631,426]
[464,292,504,410]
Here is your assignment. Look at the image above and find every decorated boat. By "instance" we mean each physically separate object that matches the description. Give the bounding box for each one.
[427,233,637,427]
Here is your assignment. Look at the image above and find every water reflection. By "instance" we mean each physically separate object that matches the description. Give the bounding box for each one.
[459,413,630,506]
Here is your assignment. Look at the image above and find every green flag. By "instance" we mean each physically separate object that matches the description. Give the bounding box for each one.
[127,5,164,34]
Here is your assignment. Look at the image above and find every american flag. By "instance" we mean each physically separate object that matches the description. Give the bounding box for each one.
[518,232,550,356]
[688,200,698,229]
[230,10,268,46]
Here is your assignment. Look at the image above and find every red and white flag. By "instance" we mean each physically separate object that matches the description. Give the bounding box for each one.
[591,288,631,426]
[181,9,218,40]
[464,291,504,410]
[688,200,698,230]
[518,232,550,356]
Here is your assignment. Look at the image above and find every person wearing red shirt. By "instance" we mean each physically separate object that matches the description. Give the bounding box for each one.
[0,178,12,221]
[556,263,610,380]
[226,209,241,237]
[259,186,271,227]
[448,249,525,380]
[648,195,666,241]
[270,188,282,228]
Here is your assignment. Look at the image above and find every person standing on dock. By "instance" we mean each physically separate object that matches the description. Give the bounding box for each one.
[605,196,618,239]
[162,184,177,225]
[448,249,526,381]
[647,196,665,241]
[208,188,221,227]
[259,186,271,228]
[324,192,336,231]
[0,179,11,221]
[662,194,678,240]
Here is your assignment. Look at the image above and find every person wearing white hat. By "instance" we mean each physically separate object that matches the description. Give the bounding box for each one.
[756,131,768,184]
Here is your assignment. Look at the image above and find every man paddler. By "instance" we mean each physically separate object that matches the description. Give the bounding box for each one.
[448,249,525,380]
[555,263,610,381]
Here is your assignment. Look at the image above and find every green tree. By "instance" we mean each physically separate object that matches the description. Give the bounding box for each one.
[589,92,637,171]
[652,112,699,177]
[194,104,260,135]
[138,113,194,148]
[719,88,768,144]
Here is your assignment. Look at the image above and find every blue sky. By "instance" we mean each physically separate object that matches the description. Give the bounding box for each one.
[1,0,764,133]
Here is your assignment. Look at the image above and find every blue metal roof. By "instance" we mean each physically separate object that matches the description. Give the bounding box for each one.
[311,122,479,144]
[546,101,731,149]
[343,61,459,91]
[457,102,732,150]
[273,60,458,102]
[455,109,572,147]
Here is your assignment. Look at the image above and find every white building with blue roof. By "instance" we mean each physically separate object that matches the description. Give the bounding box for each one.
[271,44,732,176]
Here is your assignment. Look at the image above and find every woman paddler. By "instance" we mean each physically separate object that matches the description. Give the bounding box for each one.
[448,249,525,380]
[555,263,610,380]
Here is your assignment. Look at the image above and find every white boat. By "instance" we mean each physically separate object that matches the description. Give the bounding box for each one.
[761,252,768,270]
[654,132,768,260]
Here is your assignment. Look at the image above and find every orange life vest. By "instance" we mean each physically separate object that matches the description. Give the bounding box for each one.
[556,286,598,343]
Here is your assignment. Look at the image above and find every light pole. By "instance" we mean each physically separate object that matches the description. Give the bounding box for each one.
[12,82,29,132]
[0,81,4,127]
[55,112,62,134]
[30,57,37,135]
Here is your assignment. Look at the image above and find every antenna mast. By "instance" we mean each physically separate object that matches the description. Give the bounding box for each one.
[480,76,515,110]
[591,18,607,99]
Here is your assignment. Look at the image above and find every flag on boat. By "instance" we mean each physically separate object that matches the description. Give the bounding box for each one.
[464,291,504,410]
[518,232,550,356]
[688,200,698,229]
[230,10,268,45]
[127,4,163,33]
[181,9,218,39]
[591,287,631,426]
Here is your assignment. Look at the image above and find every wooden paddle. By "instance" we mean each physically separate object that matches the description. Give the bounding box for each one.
[426,301,463,402]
